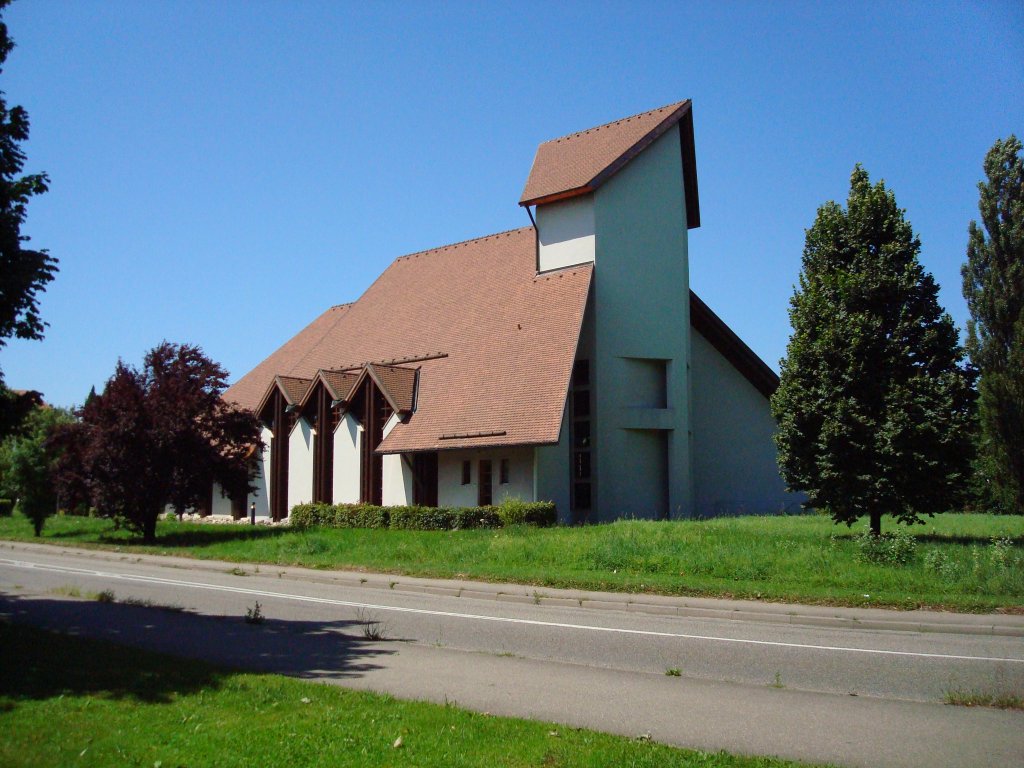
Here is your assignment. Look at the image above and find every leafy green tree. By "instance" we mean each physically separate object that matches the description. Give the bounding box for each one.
[962,136,1024,513]
[0,405,72,535]
[772,166,975,535]
[0,3,57,370]
[53,343,262,542]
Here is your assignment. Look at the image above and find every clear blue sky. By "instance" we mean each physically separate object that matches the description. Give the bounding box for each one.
[3,0,1022,408]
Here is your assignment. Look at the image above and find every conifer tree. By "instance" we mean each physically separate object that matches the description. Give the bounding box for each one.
[772,166,975,535]
[962,136,1024,513]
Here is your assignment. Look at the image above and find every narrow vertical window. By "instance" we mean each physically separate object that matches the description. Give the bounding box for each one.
[499,458,509,485]
[570,359,592,521]
[461,460,471,485]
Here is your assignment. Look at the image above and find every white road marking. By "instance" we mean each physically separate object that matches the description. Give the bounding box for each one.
[2,557,1021,664]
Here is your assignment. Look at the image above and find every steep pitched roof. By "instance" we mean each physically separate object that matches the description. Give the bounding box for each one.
[519,100,700,228]
[366,364,417,414]
[321,369,361,402]
[225,227,593,452]
[254,375,312,418]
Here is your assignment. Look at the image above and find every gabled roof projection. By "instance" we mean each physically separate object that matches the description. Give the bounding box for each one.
[225,227,593,452]
[366,363,418,415]
[255,374,312,418]
[519,100,700,228]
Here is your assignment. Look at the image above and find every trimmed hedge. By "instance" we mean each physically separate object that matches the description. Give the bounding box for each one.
[290,500,556,531]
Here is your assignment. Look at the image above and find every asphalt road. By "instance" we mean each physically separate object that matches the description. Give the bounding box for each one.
[1,541,1022,768]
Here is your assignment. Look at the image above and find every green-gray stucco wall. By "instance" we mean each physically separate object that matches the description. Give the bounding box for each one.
[590,125,692,520]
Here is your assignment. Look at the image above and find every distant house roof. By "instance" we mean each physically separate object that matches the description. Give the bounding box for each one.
[519,100,700,229]
[225,227,593,453]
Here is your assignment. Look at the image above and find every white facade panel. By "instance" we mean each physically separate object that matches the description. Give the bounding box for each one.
[381,415,413,505]
[438,446,535,507]
[333,413,361,504]
[211,483,233,517]
[287,418,314,511]
[249,426,272,517]
[537,194,596,272]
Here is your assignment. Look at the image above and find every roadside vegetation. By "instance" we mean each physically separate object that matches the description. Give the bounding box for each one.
[1,512,1021,612]
[0,622,825,768]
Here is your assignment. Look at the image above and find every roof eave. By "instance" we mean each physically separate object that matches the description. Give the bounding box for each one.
[689,291,778,399]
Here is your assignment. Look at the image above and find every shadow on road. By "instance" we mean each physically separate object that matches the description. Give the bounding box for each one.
[0,592,394,706]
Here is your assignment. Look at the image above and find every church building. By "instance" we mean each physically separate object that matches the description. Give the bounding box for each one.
[219,100,800,523]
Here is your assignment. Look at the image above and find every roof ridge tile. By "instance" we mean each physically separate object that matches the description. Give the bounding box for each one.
[542,100,685,145]
[393,227,532,262]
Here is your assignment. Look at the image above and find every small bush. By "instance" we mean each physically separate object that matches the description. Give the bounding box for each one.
[289,499,556,531]
[0,499,12,517]
[495,498,557,527]
[854,525,917,566]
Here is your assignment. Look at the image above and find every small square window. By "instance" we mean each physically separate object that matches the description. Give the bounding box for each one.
[499,459,509,484]
[461,460,471,485]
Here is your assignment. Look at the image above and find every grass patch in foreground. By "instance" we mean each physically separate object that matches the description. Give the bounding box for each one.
[0,622,823,768]
[943,689,1024,711]
[1,512,1023,611]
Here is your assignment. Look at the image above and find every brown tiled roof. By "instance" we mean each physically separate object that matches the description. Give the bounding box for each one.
[366,364,417,414]
[229,304,352,412]
[254,375,312,419]
[519,99,700,228]
[689,291,779,399]
[320,370,360,402]
[224,227,593,452]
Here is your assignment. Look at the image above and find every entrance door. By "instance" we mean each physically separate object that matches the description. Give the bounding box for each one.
[478,460,492,506]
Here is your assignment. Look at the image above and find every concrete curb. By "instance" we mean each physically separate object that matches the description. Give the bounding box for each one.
[3,539,1022,637]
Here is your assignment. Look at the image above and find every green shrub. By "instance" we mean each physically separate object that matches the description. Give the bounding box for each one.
[291,503,390,530]
[289,499,556,531]
[0,498,12,517]
[495,498,557,527]
[854,525,917,566]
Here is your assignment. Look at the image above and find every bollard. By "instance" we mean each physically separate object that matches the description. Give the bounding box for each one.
[250,501,256,526]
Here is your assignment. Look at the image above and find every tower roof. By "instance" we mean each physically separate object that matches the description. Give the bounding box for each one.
[519,100,700,228]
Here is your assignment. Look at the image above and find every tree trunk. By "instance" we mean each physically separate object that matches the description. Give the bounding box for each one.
[142,514,157,543]
[869,511,882,537]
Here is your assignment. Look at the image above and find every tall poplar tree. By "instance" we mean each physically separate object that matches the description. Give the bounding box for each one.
[772,166,975,535]
[962,136,1024,513]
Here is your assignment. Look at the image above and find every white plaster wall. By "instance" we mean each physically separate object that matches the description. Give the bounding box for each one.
[287,418,314,511]
[537,194,596,272]
[438,446,535,507]
[381,414,414,505]
[333,413,361,504]
[249,427,272,517]
[690,330,803,517]
[211,483,233,516]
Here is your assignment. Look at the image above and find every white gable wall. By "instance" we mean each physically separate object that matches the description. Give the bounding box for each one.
[288,418,314,510]
[690,330,802,516]
[537,194,595,272]
[249,426,272,517]
[438,446,535,507]
[333,413,361,503]
[211,483,233,516]
[381,414,414,505]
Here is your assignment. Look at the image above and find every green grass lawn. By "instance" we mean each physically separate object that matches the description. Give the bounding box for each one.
[1,512,1022,612]
[0,622,825,768]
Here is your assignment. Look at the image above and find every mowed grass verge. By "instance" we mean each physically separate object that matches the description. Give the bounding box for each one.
[0,622,825,768]
[1,512,1022,612]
